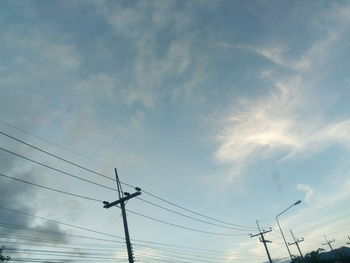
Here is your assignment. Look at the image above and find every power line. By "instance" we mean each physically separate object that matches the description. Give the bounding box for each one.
[8,258,124,262]
[0,234,229,259]
[132,244,227,260]
[0,223,123,243]
[0,206,236,255]
[0,239,126,252]
[0,119,114,169]
[0,235,127,249]
[0,173,102,202]
[0,180,244,238]
[0,146,116,191]
[134,245,265,261]
[5,249,127,260]
[3,244,265,263]
[124,208,247,236]
[0,206,123,240]
[5,248,126,258]
[139,188,255,230]
[2,237,264,261]
[1,144,252,232]
[135,197,251,231]
[0,128,256,230]
[1,145,252,232]
[7,247,230,263]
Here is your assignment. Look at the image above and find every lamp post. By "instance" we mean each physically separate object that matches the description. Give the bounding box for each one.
[276,200,302,261]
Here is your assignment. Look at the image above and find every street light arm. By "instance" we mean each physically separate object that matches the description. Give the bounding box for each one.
[275,200,301,261]
[276,200,301,219]
[276,204,295,219]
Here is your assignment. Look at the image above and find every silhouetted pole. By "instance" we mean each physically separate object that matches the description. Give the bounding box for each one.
[103,168,142,263]
[322,235,336,259]
[276,200,302,261]
[251,220,273,263]
[288,229,304,260]
[347,236,350,245]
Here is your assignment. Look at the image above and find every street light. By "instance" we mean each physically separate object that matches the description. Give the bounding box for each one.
[276,200,302,261]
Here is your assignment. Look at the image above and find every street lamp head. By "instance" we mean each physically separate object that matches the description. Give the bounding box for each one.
[294,200,302,206]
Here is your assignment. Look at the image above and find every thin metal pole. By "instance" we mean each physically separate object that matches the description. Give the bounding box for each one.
[276,216,293,260]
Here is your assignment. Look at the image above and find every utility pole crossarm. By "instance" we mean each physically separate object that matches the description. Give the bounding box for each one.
[289,229,304,259]
[250,229,272,238]
[102,168,142,263]
[103,191,141,208]
[251,220,273,263]
[322,235,337,260]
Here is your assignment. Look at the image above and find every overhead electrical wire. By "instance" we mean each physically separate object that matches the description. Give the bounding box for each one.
[0,206,240,255]
[6,247,228,263]
[0,146,116,192]
[0,125,273,262]
[0,128,256,230]
[124,208,247,237]
[4,249,127,260]
[0,223,123,243]
[4,248,126,258]
[135,197,251,231]
[0,234,226,259]
[0,172,102,202]
[0,239,126,253]
[0,178,244,237]
[0,206,124,240]
[136,187,256,230]
[8,258,124,263]
[0,145,253,232]
[4,244,261,263]
[1,237,264,262]
[0,119,114,169]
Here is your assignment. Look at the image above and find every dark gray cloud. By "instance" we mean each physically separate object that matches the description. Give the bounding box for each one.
[0,151,35,235]
[31,221,68,243]
[0,150,69,247]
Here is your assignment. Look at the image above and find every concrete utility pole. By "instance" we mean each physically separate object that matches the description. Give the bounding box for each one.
[251,220,273,263]
[103,168,142,263]
[288,229,304,260]
[322,235,336,259]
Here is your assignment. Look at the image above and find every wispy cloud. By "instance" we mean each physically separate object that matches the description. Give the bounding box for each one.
[92,0,209,108]
[296,184,314,205]
[214,3,350,181]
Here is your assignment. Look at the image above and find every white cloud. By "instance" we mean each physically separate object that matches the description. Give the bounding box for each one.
[215,76,305,163]
[73,73,117,103]
[1,28,80,72]
[214,3,350,176]
[296,184,314,205]
[122,39,192,107]
[92,0,206,108]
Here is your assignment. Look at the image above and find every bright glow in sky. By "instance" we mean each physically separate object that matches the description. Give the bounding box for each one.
[1,1,350,263]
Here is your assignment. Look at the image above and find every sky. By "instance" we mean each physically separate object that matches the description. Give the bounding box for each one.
[0,0,350,262]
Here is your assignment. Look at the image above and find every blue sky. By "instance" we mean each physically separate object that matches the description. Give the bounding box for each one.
[0,1,350,262]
